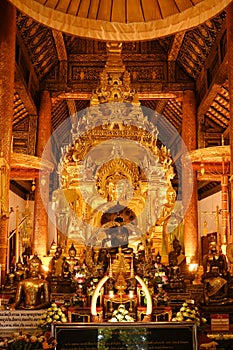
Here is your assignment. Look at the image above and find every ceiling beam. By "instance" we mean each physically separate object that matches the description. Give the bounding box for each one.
[14,64,37,115]
[197,56,228,118]
[54,91,183,100]
[168,31,185,61]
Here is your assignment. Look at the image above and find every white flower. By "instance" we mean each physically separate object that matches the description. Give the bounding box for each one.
[177,316,183,322]
[125,315,134,321]
[117,314,124,321]
[61,317,67,323]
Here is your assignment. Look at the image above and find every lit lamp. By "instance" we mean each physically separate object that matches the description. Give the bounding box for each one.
[129,290,134,298]
[188,263,198,273]
[109,290,114,298]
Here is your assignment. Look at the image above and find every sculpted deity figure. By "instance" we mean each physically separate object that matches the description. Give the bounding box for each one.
[156,186,177,254]
[202,242,231,305]
[10,254,50,310]
[48,247,64,278]
[67,243,79,275]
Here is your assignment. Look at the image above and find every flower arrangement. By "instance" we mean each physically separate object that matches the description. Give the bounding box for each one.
[172,302,207,329]
[38,302,67,331]
[0,331,57,349]
[108,304,134,322]
[154,288,170,306]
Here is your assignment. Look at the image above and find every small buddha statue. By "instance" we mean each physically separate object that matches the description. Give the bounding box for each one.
[3,266,17,297]
[67,243,79,275]
[167,254,185,292]
[202,265,229,305]
[168,237,186,273]
[15,261,26,282]
[48,247,64,278]
[203,242,230,279]
[201,243,231,305]
[152,252,168,286]
[58,257,75,293]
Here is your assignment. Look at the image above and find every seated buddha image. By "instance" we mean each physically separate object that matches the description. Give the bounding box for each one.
[156,185,177,254]
[201,241,232,305]
[107,177,133,204]
[100,202,136,253]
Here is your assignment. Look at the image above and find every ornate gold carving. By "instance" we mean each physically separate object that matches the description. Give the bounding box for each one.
[90,42,139,105]
[112,247,130,275]
[95,158,141,201]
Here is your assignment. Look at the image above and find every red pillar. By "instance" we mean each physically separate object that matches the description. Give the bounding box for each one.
[0,0,16,283]
[227,2,233,244]
[33,91,51,256]
[182,90,198,263]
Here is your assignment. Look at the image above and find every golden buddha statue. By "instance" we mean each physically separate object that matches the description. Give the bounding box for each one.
[10,254,50,310]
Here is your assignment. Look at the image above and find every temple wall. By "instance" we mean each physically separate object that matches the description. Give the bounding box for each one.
[8,192,56,256]
[198,191,222,239]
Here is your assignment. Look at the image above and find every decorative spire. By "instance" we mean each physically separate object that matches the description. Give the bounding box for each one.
[90,42,140,105]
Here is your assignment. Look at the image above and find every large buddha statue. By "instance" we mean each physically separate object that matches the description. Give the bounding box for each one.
[201,242,231,305]
[10,254,50,310]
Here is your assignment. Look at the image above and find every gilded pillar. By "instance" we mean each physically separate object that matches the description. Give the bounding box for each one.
[0,0,16,283]
[33,91,51,256]
[182,90,198,263]
[221,175,228,247]
[227,3,233,244]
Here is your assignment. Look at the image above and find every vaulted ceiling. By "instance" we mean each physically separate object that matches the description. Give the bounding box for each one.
[8,0,232,200]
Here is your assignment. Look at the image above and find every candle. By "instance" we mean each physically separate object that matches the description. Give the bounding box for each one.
[129,290,134,298]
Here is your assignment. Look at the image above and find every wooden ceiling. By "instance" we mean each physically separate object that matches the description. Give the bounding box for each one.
[10,3,231,200]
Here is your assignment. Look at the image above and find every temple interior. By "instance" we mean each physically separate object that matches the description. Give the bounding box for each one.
[2,0,233,348]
